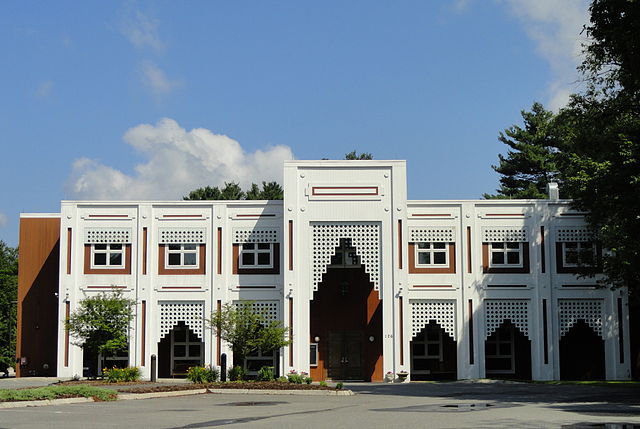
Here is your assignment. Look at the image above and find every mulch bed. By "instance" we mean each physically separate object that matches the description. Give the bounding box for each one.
[119,382,338,394]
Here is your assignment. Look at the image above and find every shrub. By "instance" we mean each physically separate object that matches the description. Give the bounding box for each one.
[287,371,304,384]
[336,382,343,390]
[228,365,245,381]
[103,366,140,383]
[256,366,275,381]
[276,376,288,383]
[319,381,327,387]
[304,377,312,384]
[0,386,117,402]
[186,366,219,383]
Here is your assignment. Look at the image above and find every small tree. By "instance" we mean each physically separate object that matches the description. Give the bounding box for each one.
[345,150,373,160]
[66,291,134,372]
[210,301,290,366]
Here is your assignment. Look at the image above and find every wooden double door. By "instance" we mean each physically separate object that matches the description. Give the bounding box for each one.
[327,330,364,381]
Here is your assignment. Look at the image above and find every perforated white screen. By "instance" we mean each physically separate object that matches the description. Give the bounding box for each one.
[410,300,456,340]
[409,227,455,243]
[482,227,527,243]
[159,228,206,244]
[484,299,530,340]
[559,299,603,338]
[233,228,279,244]
[159,302,204,339]
[84,228,132,244]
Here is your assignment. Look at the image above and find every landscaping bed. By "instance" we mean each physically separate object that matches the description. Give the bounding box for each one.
[118,381,339,394]
[0,386,117,402]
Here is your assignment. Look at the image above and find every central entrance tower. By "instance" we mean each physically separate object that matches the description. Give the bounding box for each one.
[283,160,407,381]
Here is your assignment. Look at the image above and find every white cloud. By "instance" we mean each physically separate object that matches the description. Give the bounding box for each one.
[139,62,181,97]
[0,213,7,227]
[35,80,53,98]
[503,0,590,110]
[119,8,164,53]
[67,118,295,200]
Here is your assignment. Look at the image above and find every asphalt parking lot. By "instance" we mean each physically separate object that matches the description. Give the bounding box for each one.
[1,379,640,429]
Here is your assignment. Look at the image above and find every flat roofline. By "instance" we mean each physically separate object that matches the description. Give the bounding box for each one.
[20,213,61,218]
[408,199,573,204]
[285,159,405,166]
[61,200,284,205]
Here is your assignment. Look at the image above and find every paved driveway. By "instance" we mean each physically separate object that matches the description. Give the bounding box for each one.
[1,381,639,428]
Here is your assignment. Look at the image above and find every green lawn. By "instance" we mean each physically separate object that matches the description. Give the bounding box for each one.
[0,385,117,402]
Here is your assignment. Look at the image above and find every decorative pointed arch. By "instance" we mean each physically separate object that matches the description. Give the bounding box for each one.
[311,222,381,291]
[410,300,456,340]
[159,301,204,339]
[484,299,530,340]
[559,299,603,338]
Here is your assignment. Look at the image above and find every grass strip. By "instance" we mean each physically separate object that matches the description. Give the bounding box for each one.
[0,385,117,402]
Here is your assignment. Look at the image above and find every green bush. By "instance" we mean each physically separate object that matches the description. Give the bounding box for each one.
[336,382,343,390]
[287,371,304,384]
[256,366,275,381]
[0,386,117,402]
[186,366,219,383]
[276,376,288,383]
[304,377,312,384]
[319,381,327,387]
[228,365,246,381]
[103,366,140,383]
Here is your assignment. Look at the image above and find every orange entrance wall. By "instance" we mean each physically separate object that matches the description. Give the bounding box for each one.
[16,217,60,377]
[310,267,383,382]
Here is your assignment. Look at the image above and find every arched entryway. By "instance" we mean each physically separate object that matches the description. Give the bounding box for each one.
[158,321,203,378]
[310,239,383,381]
[411,321,457,380]
[484,320,532,380]
[560,320,605,380]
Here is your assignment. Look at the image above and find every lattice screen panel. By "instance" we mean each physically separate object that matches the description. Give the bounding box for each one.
[409,227,455,243]
[311,223,381,291]
[482,227,527,243]
[84,228,131,244]
[159,228,206,244]
[159,302,204,339]
[233,228,279,244]
[234,300,279,322]
[410,300,456,340]
[559,299,603,338]
[484,300,530,340]
[556,228,593,242]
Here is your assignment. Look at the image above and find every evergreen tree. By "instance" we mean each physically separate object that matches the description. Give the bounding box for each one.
[345,150,373,160]
[485,102,562,199]
[184,181,282,200]
[0,241,18,372]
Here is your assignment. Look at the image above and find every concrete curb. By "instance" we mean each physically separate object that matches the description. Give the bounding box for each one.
[0,397,94,409]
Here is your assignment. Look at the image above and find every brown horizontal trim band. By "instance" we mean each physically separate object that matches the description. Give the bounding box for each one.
[236,285,277,289]
[160,286,202,289]
[163,214,203,218]
[487,284,527,288]
[413,284,453,288]
[87,214,129,218]
[411,213,452,217]
[560,212,588,216]
[236,214,276,217]
[86,285,127,289]
[561,284,597,288]
[485,213,525,217]
[311,186,378,196]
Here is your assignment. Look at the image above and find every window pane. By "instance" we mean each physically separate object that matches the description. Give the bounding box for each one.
[257,252,271,266]
[188,345,201,357]
[183,244,197,250]
[417,242,429,249]
[173,345,186,357]
[168,244,181,250]
[506,242,520,249]
[433,252,446,264]
[418,252,430,265]
[499,342,512,355]
[506,251,520,265]
[426,329,440,341]
[94,253,107,266]
[580,249,594,265]
[491,242,505,249]
[188,331,200,342]
[243,243,255,250]
[485,342,497,356]
[173,328,186,342]
[564,242,578,250]
[183,253,197,266]
[110,244,122,250]
[109,253,122,266]
[427,344,440,356]
[242,252,255,266]
[94,244,107,250]
[330,253,342,265]
[492,252,504,265]
[168,253,181,266]
[433,243,446,249]
[257,243,271,250]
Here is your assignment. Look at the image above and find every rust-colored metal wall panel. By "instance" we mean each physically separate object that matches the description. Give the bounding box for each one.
[17,217,60,377]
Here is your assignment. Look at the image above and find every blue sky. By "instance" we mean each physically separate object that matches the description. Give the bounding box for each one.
[0,0,589,247]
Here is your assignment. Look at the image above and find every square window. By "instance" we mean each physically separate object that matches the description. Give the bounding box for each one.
[94,253,107,266]
[165,244,200,269]
[418,252,431,265]
[562,242,596,268]
[239,243,274,269]
[506,251,520,265]
[168,253,182,266]
[415,242,449,267]
[109,253,122,266]
[492,252,505,265]
[433,252,446,264]
[242,252,255,266]
[183,252,197,266]
[489,242,524,268]
[91,243,125,269]
[257,252,271,266]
